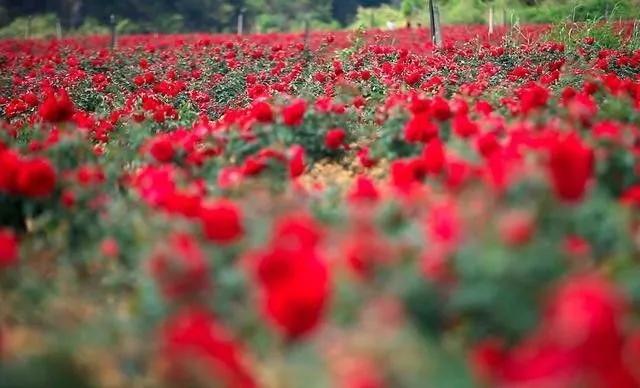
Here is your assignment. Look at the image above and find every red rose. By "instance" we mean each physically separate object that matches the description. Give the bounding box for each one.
[422,138,446,174]
[149,137,176,163]
[0,229,19,270]
[38,89,75,123]
[357,147,377,168]
[288,145,306,179]
[498,336,581,387]
[199,199,244,245]
[542,274,626,371]
[217,166,243,189]
[149,232,210,300]
[282,99,307,126]
[430,96,452,121]
[257,245,330,340]
[404,113,438,143]
[163,190,202,218]
[0,150,21,194]
[476,132,501,158]
[241,155,266,177]
[325,128,346,149]
[425,200,462,252]
[567,93,598,126]
[252,101,274,123]
[469,339,505,383]
[253,214,330,340]
[497,209,536,247]
[517,83,550,115]
[272,213,323,249]
[100,238,120,258]
[452,114,479,138]
[548,132,594,203]
[347,176,379,204]
[158,306,257,388]
[16,158,57,198]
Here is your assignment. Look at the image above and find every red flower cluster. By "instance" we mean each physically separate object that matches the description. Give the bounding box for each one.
[199,199,244,245]
[38,89,75,123]
[149,232,210,300]
[0,150,57,198]
[471,274,640,387]
[253,214,331,340]
[548,132,594,203]
[158,306,257,387]
[0,228,19,270]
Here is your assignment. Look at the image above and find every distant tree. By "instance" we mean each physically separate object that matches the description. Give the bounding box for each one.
[401,0,424,17]
[332,0,360,25]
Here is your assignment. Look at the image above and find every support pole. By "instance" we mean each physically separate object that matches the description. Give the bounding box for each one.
[110,14,117,49]
[26,15,32,39]
[56,17,62,40]
[489,7,494,35]
[428,0,436,45]
[237,8,246,36]
[434,4,443,48]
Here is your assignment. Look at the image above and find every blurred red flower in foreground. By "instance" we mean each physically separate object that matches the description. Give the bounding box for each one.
[282,99,307,126]
[149,232,210,301]
[149,136,176,163]
[288,145,306,178]
[469,274,640,388]
[159,306,257,387]
[325,128,346,149]
[548,132,594,203]
[252,101,274,123]
[199,199,244,245]
[0,150,21,194]
[39,89,75,123]
[16,158,57,198]
[0,228,19,269]
[255,214,331,340]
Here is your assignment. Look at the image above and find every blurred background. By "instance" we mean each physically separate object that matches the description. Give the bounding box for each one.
[0,0,639,38]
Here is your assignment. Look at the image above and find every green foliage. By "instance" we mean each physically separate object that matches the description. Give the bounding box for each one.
[517,0,640,24]
[0,352,95,388]
[0,13,58,39]
[440,0,487,25]
[75,17,110,36]
[349,5,407,29]
[543,18,626,49]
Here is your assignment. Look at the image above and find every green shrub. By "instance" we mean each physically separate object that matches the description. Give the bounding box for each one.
[0,13,58,39]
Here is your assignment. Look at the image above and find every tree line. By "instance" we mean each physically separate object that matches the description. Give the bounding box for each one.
[0,0,398,33]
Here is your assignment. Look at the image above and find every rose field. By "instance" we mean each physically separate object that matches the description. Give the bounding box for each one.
[2,20,640,387]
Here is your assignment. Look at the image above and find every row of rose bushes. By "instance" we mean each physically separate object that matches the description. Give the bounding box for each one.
[1,23,640,387]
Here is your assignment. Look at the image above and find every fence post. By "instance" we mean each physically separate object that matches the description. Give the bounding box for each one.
[434,4,443,48]
[56,17,62,39]
[304,16,311,60]
[26,15,32,39]
[110,14,117,49]
[489,7,494,35]
[237,7,246,36]
[428,0,436,45]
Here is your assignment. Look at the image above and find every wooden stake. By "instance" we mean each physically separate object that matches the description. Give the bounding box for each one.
[428,0,436,45]
[26,15,32,39]
[304,17,311,49]
[434,4,443,48]
[110,14,117,49]
[56,18,62,39]
[489,7,494,35]
[237,8,246,36]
